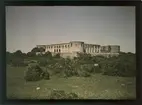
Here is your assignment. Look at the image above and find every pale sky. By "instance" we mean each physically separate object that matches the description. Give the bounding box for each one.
[6,6,135,53]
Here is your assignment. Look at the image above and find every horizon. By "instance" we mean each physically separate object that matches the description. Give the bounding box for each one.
[6,6,135,53]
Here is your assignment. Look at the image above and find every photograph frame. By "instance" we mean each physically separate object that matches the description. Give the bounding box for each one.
[0,0,141,105]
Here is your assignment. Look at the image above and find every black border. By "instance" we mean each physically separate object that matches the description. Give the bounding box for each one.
[0,0,141,105]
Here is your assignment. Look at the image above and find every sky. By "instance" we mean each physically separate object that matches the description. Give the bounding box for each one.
[6,6,135,53]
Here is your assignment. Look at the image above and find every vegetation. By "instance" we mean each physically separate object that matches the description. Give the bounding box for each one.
[42,69,50,80]
[6,49,136,99]
[7,66,136,99]
[48,90,80,99]
[7,49,136,79]
[24,63,44,81]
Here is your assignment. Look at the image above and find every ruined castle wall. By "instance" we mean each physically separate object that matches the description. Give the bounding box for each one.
[44,43,71,53]
[69,41,84,53]
[36,41,120,58]
[110,45,120,53]
[60,52,77,58]
[84,44,101,54]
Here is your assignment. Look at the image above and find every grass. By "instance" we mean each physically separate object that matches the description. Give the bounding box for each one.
[6,66,136,99]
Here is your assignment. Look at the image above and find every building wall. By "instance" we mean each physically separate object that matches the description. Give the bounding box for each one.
[84,44,101,54]
[110,45,120,53]
[36,41,120,57]
[40,43,71,53]
[69,41,84,53]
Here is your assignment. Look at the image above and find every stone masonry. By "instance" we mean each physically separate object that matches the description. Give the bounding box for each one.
[36,41,120,58]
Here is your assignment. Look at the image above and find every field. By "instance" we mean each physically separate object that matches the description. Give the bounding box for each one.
[6,66,136,99]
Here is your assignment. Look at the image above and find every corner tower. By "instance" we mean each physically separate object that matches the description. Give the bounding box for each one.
[69,41,84,53]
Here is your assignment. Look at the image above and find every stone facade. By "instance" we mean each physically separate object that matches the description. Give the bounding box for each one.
[36,41,120,58]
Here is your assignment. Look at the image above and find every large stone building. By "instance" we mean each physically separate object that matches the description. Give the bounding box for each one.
[36,41,120,58]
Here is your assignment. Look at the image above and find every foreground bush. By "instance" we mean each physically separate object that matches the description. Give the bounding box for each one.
[80,64,95,73]
[39,59,47,66]
[101,54,136,77]
[63,69,78,77]
[48,90,80,99]
[46,63,64,75]
[24,63,43,81]
[42,69,50,80]
[103,63,136,77]
[78,71,91,77]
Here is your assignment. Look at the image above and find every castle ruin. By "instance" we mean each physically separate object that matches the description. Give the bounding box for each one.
[36,41,120,58]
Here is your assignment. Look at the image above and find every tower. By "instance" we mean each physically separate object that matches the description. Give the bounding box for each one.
[69,41,84,53]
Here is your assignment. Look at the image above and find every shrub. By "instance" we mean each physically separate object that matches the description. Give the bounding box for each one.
[94,66,101,73]
[39,59,47,66]
[67,92,79,99]
[42,69,50,80]
[75,66,90,77]
[102,66,115,76]
[101,54,136,77]
[62,63,93,77]
[24,63,43,81]
[114,62,136,77]
[49,90,67,99]
[63,69,74,77]
[78,71,91,77]
[63,62,79,77]
[48,90,79,99]
[51,63,64,75]
[54,53,61,58]
[80,64,95,73]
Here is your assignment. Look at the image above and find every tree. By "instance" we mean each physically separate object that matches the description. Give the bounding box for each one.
[44,51,52,58]
[24,63,44,81]
[27,52,36,57]
[39,47,45,52]
[13,50,23,56]
[31,47,45,53]
[6,51,12,65]
[6,51,11,56]
[31,47,40,53]
[54,53,61,58]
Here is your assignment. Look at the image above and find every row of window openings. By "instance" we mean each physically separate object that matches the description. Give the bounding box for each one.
[85,45,100,47]
[48,49,99,53]
[47,45,99,49]
[86,49,100,53]
[54,49,61,53]
[46,44,100,49]
[46,45,101,49]
[85,46,100,49]
[46,45,71,49]
[47,44,84,49]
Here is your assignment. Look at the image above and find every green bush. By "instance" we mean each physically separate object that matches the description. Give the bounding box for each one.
[48,63,64,75]
[67,92,79,99]
[63,69,74,77]
[48,90,80,99]
[39,59,47,66]
[80,64,95,73]
[61,61,93,77]
[102,67,115,76]
[54,53,61,58]
[101,53,136,77]
[42,69,50,80]
[94,66,101,73]
[7,49,136,78]
[78,70,91,77]
[24,63,43,81]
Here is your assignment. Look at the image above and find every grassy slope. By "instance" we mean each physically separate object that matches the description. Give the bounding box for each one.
[6,66,136,99]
